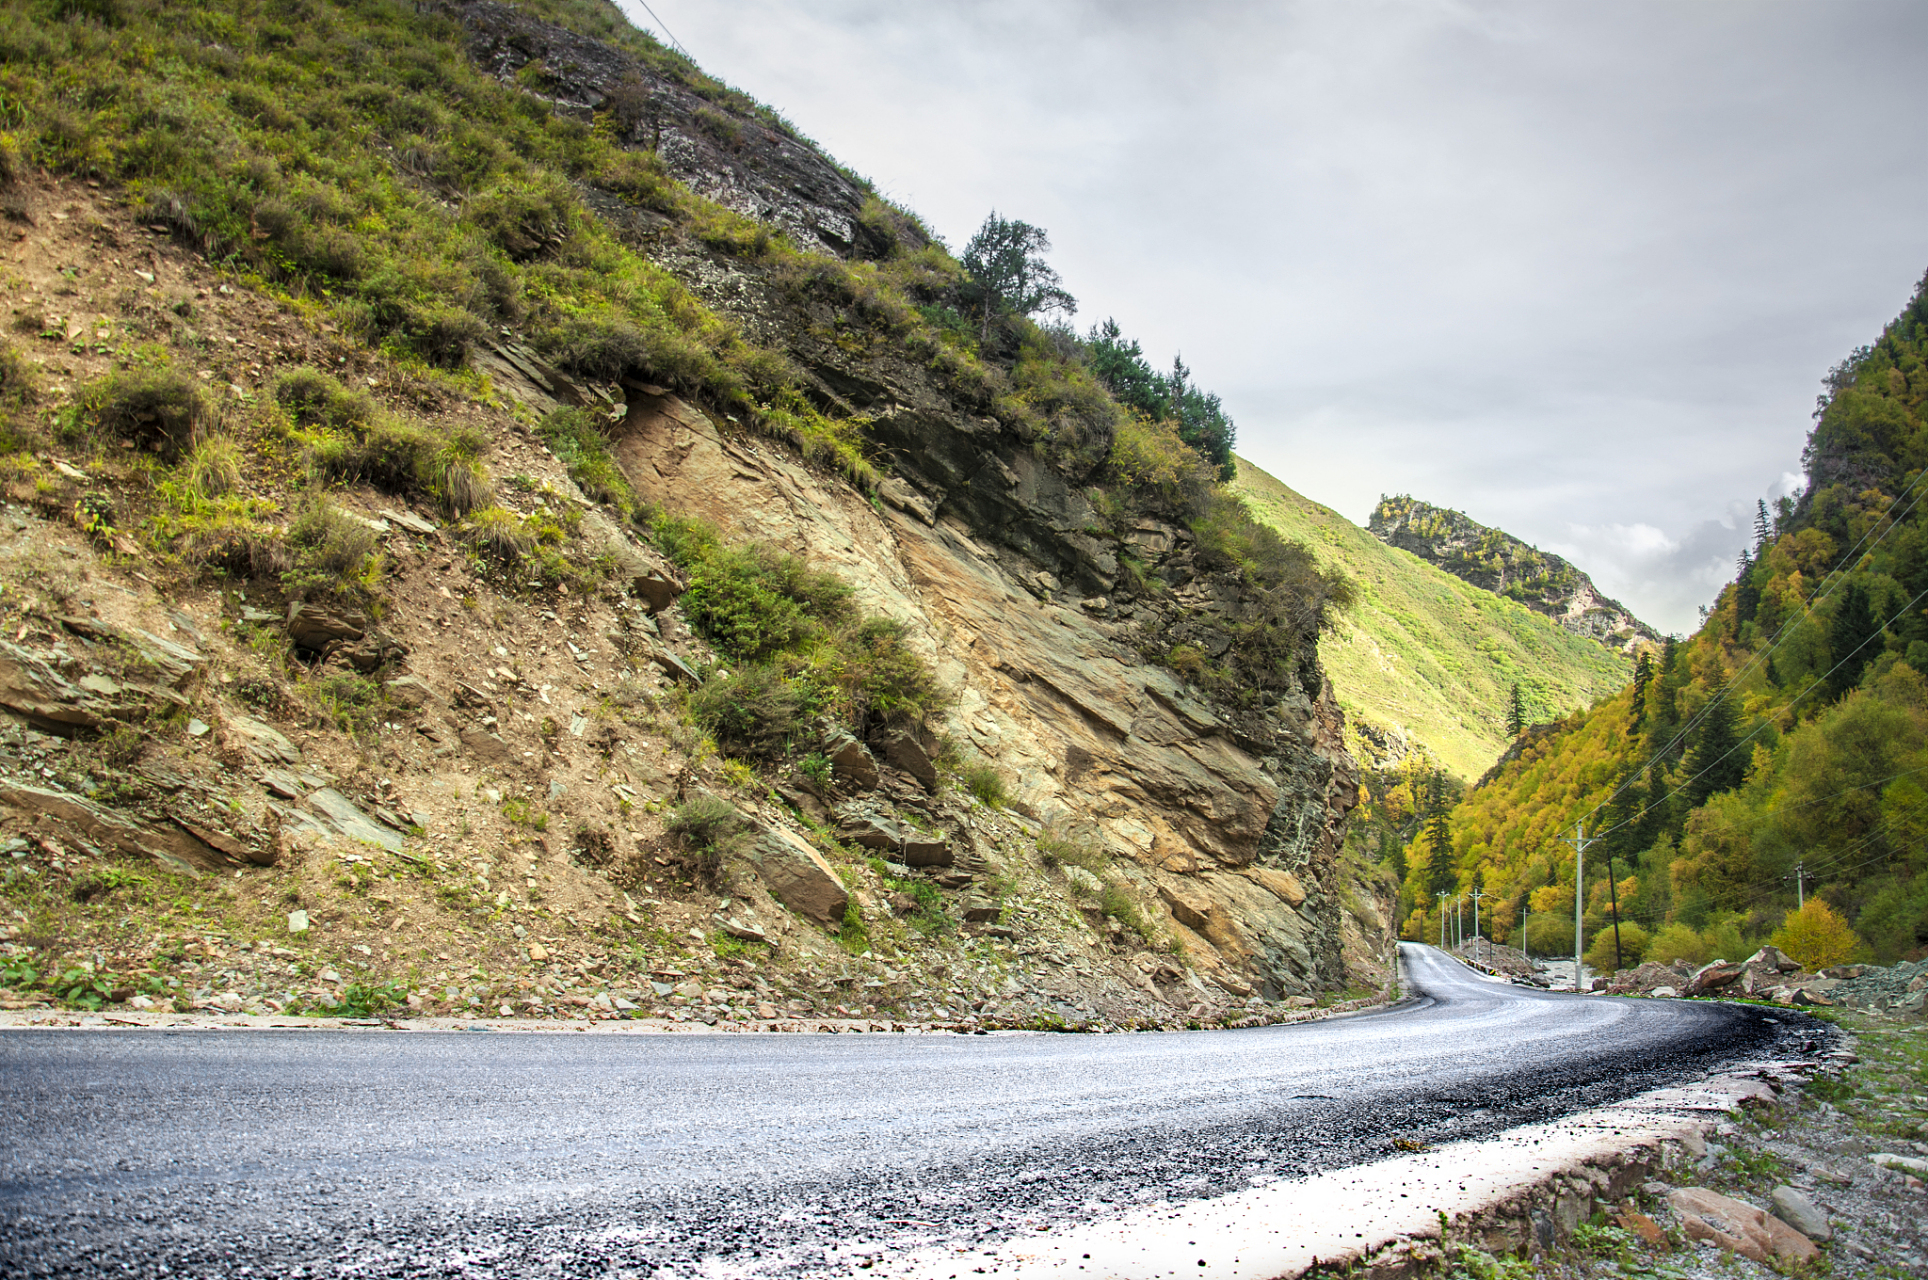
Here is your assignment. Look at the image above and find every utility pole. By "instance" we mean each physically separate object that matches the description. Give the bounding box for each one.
[1604,853,1623,975]
[1454,894,1463,952]
[1568,823,1591,991]
[1788,860,1808,909]
[1437,891,1448,950]
[1469,888,1485,968]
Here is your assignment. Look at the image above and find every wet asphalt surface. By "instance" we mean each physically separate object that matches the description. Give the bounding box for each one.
[0,944,1813,1278]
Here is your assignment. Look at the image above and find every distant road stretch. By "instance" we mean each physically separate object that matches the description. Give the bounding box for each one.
[0,943,1805,1278]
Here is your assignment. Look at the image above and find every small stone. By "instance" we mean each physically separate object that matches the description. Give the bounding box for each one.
[317,969,340,984]
[1769,1186,1831,1241]
[286,909,309,934]
[613,997,638,1012]
[1615,1211,1667,1247]
[688,927,706,941]
[527,943,548,962]
[186,718,209,737]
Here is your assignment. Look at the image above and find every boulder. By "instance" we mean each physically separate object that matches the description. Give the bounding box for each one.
[302,787,406,852]
[1768,1186,1831,1242]
[749,824,848,928]
[900,833,951,867]
[1684,960,1746,996]
[1748,945,1802,974]
[825,732,879,791]
[339,632,407,673]
[960,899,1001,923]
[1651,986,1679,998]
[58,617,206,688]
[837,812,905,851]
[1668,1187,1817,1265]
[632,567,683,613]
[877,730,937,791]
[285,601,366,652]
[383,675,441,709]
[0,778,233,872]
[460,728,512,762]
[835,811,951,866]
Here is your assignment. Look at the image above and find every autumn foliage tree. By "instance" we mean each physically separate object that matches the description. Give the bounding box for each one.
[1771,899,1862,971]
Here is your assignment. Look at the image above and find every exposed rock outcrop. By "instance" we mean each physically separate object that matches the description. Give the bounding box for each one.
[608,383,1366,998]
[1370,495,1658,654]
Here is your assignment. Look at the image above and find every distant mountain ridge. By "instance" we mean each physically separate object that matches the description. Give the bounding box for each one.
[1368,496,1659,654]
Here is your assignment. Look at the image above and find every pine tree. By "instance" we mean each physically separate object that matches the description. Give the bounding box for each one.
[1505,683,1525,736]
[1825,581,1880,701]
[1754,499,1772,552]
[1630,652,1654,727]
[1683,695,1746,807]
[1423,772,1456,896]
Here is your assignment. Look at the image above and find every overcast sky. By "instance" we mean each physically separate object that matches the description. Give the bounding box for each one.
[618,0,1928,634]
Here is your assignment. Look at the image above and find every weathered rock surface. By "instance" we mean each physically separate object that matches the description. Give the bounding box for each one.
[824,732,879,791]
[0,779,236,872]
[1668,1187,1818,1264]
[604,388,1371,998]
[285,601,366,652]
[749,822,849,927]
[1769,1185,1831,1241]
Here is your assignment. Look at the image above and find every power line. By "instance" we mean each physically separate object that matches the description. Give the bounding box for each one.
[632,0,692,61]
[1580,580,1928,849]
[1568,465,1928,836]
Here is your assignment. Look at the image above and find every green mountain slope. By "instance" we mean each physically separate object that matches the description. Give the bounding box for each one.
[1233,460,1632,781]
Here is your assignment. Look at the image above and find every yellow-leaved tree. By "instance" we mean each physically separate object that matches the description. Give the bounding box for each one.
[1770,900,1861,972]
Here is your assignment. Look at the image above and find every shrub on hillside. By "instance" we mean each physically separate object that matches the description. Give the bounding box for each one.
[1646,922,1708,967]
[687,664,808,759]
[1771,899,1863,971]
[78,367,209,457]
[1584,921,1651,972]
[282,499,380,602]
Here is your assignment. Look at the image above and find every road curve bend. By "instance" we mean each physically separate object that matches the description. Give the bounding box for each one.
[0,943,1809,1278]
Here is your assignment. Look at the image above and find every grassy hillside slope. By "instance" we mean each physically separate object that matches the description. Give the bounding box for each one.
[1234,459,1631,780]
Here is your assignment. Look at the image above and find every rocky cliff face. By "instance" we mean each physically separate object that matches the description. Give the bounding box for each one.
[452,0,1380,1000]
[1369,496,1658,653]
[0,0,1397,1026]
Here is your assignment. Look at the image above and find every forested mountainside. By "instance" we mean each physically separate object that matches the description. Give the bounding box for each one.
[1370,496,1659,654]
[1405,276,1928,969]
[0,0,1398,1025]
[1232,463,1628,872]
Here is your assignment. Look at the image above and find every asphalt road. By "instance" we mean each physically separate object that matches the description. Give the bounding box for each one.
[0,944,1811,1278]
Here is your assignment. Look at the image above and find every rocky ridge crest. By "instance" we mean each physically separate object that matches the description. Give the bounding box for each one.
[1369,495,1658,654]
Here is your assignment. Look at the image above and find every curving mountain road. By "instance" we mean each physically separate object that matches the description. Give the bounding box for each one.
[0,944,1810,1278]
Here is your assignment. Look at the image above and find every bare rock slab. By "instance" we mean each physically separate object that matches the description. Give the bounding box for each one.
[1668,1186,1818,1264]
[750,824,848,927]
